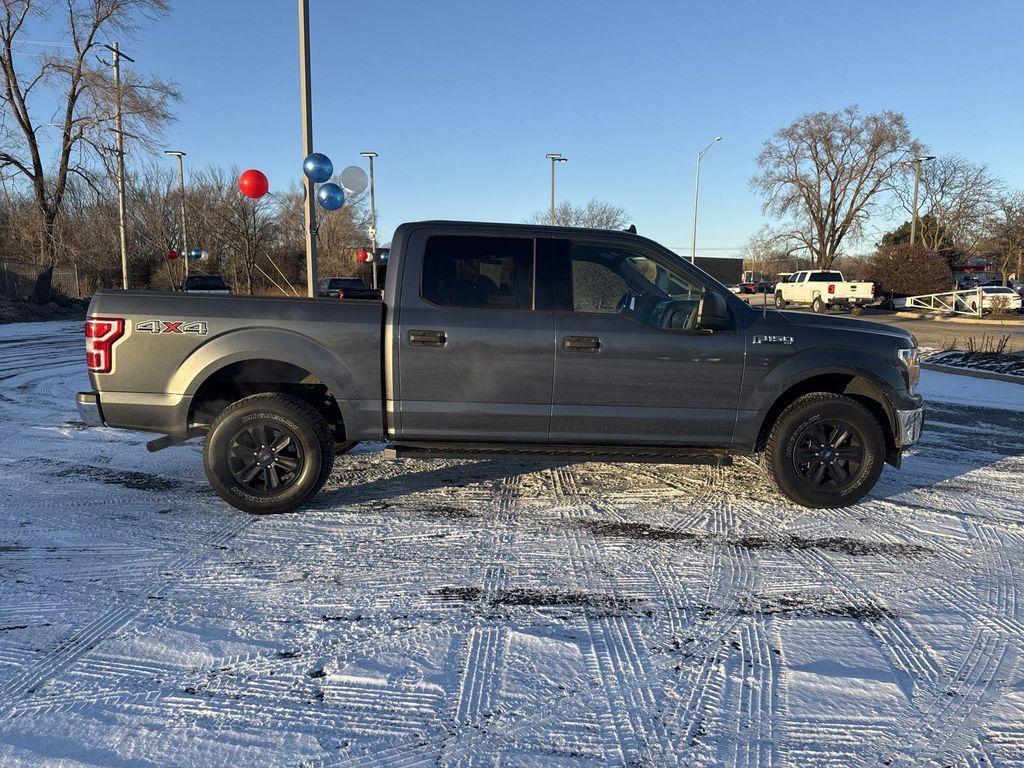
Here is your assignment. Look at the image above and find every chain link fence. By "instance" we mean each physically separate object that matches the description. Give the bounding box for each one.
[0,261,81,300]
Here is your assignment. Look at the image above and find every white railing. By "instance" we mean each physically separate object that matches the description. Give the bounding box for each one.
[894,287,984,317]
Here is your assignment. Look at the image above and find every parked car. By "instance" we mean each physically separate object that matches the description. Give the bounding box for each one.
[957,285,1023,314]
[78,220,923,513]
[727,284,743,295]
[180,275,231,295]
[775,270,875,314]
[317,276,381,300]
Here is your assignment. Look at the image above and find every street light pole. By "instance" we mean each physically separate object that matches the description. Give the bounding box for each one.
[909,155,936,247]
[360,151,379,290]
[105,43,134,289]
[545,153,567,224]
[164,151,188,283]
[690,136,722,264]
[298,0,318,297]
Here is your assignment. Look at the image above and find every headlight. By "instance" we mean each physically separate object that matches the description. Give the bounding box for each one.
[898,347,920,392]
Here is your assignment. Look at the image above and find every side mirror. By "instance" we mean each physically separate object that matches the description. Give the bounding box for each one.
[698,290,730,330]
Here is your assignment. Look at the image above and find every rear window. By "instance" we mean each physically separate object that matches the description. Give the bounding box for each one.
[809,271,843,282]
[328,278,366,290]
[421,235,534,310]
[983,286,1014,294]
[184,276,228,290]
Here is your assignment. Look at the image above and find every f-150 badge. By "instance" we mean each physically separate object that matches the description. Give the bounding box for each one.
[752,334,793,345]
[136,320,208,335]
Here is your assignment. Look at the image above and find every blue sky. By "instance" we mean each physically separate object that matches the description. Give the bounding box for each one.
[26,0,1024,255]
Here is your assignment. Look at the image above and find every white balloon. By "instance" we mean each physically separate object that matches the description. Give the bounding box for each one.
[340,165,368,195]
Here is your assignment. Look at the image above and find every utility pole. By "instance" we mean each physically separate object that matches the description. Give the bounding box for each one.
[360,152,379,290]
[298,0,318,297]
[690,136,722,263]
[909,155,935,247]
[165,151,188,284]
[104,43,134,289]
[545,153,567,224]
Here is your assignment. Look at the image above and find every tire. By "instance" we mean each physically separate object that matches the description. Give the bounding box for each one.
[774,292,787,309]
[204,393,335,514]
[850,305,864,316]
[765,393,885,509]
[811,296,826,314]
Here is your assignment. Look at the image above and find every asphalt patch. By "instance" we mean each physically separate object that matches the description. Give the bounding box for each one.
[54,465,184,493]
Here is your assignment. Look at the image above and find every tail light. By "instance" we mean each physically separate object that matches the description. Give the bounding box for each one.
[85,317,125,373]
[337,291,345,299]
[828,284,835,294]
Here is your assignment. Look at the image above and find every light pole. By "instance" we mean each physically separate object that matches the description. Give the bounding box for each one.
[164,150,188,283]
[103,43,134,289]
[545,153,567,225]
[909,155,936,247]
[690,136,722,263]
[298,0,318,297]
[360,151,379,290]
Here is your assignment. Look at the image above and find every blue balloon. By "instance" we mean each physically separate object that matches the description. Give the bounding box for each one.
[303,152,334,184]
[316,182,345,211]
[188,248,202,260]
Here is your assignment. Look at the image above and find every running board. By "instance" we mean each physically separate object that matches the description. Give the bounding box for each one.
[384,442,733,466]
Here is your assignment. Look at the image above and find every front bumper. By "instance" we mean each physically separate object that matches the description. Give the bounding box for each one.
[76,391,104,427]
[896,406,924,447]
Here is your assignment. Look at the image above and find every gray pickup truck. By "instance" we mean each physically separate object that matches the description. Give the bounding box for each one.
[78,221,924,513]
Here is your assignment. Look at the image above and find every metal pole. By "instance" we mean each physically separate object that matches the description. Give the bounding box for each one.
[112,43,129,289]
[690,136,721,264]
[910,159,921,247]
[550,158,556,225]
[690,153,702,264]
[368,155,378,290]
[176,154,188,281]
[298,0,318,298]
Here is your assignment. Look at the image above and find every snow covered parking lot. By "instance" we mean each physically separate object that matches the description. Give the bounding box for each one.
[1,320,1024,767]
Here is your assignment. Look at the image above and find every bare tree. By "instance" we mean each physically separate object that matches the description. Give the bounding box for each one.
[752,105,922,269]
[982,192,1024,284]
[740,225,809,276]
[891,154,1002,254]
[527,198,630,229]
[0,0,179,301]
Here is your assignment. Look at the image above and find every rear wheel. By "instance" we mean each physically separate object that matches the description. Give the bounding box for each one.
[766,393,885,508]
[204,393,335,514]
[811,296,826,313]
[774,292,787,309]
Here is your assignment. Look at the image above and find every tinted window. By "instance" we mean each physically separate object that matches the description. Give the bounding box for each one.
[809,271,843,282]
[328,278,366,290]
[568,243,704,330]
[184,275,228,290]
[422,236,534,310]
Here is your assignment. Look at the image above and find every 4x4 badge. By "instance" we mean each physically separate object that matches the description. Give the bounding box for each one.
[136,320,208,335]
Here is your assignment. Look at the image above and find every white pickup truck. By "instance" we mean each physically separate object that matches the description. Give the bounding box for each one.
[774,270,875,315]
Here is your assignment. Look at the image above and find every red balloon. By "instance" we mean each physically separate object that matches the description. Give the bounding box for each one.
[166,249,179,260]
[238,169,269,199]
[358,249,369,262]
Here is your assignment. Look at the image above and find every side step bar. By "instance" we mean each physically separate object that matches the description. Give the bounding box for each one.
[384,441,733,466]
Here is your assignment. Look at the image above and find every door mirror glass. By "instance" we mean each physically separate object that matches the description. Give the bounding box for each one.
[697,290,730,330]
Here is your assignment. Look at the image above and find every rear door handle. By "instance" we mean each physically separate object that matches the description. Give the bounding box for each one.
[409,329,447,347]
[563,335,601,352]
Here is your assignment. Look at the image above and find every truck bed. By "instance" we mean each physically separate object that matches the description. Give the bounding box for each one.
[86,290,385,439]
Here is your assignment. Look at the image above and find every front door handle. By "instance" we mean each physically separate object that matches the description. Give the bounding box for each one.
[563,335,601,352]
[409,329,447,347]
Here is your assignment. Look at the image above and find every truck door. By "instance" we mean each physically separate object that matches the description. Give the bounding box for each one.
[549,239,744,446]
[394,231,554,442]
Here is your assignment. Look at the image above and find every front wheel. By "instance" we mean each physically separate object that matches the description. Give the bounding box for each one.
[204,393,335,514]
[765,393,885,508]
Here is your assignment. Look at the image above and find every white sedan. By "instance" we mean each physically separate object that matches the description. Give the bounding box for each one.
[959,285,1023,314]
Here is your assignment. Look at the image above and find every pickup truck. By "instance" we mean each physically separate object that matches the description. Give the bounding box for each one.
[78,221,924,514]
[774,270,875,314]
[317,276,382,301]
[180,274,231,295]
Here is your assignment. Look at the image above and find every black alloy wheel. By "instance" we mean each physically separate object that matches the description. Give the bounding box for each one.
[790,419,864,492]
[227,421,304,495]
